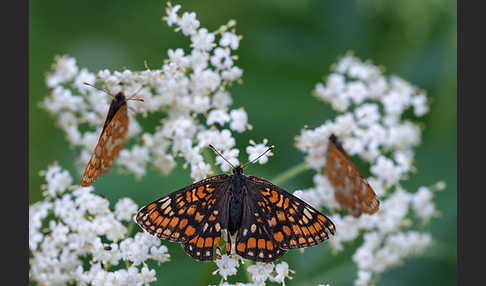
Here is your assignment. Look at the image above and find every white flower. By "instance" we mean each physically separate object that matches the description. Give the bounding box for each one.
[114,198,138,221]
[212,91,233,109]
[179,12,200,35]
[246,139,273,164]
[165,4,181,26]
[214,255,239,280]
[46,55,79,87]
[271,261,294,285]
[168,48,190,68]
[74,68,96,92]
[355,271,372,286]
[229,108,249,132]
[207,109,231,126]
[117,145,150,178]
[191,160,211,180]
[211,47,233,70]
[43,164,73,197]
[150,245,170,263]
[220,32,240,50]
[411,93,429,116]
[192,28,215,51]
[222,66,243,81]
[247,262,274,284]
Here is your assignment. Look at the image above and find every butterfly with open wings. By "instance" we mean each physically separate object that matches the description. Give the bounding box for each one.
[136,145,336,262]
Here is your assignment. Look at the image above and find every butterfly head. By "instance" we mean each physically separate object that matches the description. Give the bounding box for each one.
[329,133,338,144]
[232,165,244,176]
[114,92,126,103]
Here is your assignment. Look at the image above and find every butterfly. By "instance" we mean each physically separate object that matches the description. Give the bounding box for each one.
[326,133,379,217]
[136,145,336,262]
[81,83,144,186]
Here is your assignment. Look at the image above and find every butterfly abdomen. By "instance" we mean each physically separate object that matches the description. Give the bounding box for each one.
[228,172,246,235]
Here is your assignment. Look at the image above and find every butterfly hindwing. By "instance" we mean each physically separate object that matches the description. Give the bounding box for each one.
[326,134,379,217]
[136,174,230,261]
[81,101,129,186]
[245,176,335,251]
[235,190,287,262]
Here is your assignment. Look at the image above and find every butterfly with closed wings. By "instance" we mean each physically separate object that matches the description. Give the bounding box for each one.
[136,145,335,262]
[326,134,380,217]
[81,83,144,186]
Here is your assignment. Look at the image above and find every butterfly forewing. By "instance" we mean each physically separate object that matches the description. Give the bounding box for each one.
[81,100,129,186]
[326,134,379,217]
[242,176,335,252]
[136,174,230,261]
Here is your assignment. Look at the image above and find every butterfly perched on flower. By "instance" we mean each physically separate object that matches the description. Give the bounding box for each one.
[81,83,144,186]
[136,145,335,262]
[326,134,379,217]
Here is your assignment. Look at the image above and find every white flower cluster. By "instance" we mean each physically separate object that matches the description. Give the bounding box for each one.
[294,54,443,285]
[42,2,249,182]
[29,164,169,286]
[212,255,294,286]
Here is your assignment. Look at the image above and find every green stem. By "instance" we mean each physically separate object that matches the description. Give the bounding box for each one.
[271,161,311,185]
[242,260,253,283]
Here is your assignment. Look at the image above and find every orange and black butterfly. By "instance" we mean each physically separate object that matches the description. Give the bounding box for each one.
[326,134,379,217]
[136,145,335,262]
[81,84,144,186]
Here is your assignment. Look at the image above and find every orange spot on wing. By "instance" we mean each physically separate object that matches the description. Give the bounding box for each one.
[261,188,271,196]
[269,191,279,203]
[276,210,286,222]
[282,225,291,236]
[147,203,157,212]
[204,237,213,247]
[150,211,159,221]
[237,242,246,252]
[179,218,188,229]
[248,237,257,248]
[154,216,164,226]
[197,186,206,199]
[308,224,317,235]
[268,216,277,227]
[301,226,310,236]
[169,217,179,228]
[266,240,274,251]
[195,212,204,222]
[257,239,266,249]
[185,225,196,236]
[292,225,302,235]
[161,217,170,227]
[274,232,284,242]
[187,205,196,216]
[196,237,204,248]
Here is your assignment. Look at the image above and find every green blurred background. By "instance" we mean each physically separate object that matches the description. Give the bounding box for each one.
[29,0,456,285]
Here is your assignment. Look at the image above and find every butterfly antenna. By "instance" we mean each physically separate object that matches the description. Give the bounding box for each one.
[126,84,147,102]
[208,144,235,168]
[241,145,275,169]
[83,82,115,98]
